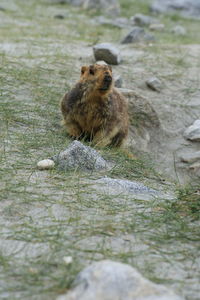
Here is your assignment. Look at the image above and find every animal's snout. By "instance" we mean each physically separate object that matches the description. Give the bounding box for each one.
[104,74,112,83]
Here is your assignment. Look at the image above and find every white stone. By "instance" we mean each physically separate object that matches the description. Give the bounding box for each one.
[184,120,200,141]
[63,256,73,265]
[37,159,55,170]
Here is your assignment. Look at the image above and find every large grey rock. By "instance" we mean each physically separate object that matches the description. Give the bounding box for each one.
[131,13,158,26]
[184,120,200,141]
[93,43,121,65]
[57,260,184,300]
[94,177,156,195]
[150,0,200,19]
[119,88,160,153]
[120,88,160,128]
[121,27,155,44]
[54,141,108,171]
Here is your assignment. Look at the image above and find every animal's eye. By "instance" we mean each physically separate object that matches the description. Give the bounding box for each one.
[89,66,95,75]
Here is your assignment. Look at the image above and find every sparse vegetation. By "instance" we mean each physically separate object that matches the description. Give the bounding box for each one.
[0,1,200,299]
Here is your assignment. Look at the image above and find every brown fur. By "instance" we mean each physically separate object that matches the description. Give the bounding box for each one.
[61,64,129,147]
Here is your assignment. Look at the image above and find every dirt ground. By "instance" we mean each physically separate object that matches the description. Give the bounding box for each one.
[0,1,200,299]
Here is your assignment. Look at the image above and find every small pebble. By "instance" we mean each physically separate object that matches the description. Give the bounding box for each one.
[54,14,65,19]
[37,159,55,170]
[146,77,162,92]
[63,256,73,265]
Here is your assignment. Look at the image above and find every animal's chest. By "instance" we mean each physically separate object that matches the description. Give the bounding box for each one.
[73,100,110,132]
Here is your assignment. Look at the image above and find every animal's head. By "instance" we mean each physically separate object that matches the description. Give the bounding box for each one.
[80,64,113,93]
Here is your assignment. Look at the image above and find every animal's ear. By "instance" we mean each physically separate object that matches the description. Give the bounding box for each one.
[81,66,87,75]
[108,65,112,72]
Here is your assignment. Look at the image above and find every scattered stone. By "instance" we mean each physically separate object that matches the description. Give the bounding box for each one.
[95,176,156,195]
[54,141,108,172]
[189,161,200,170]
[121,27,144,44]
[83,0,120,16]
[50,0,120,16]
[180,151,200,163]
[95,16,130,28]
[121,27,155,44]
[37,159,55,170]
[184,120,200,141]
[150,0,200,19]
[57,260,184,300]
[149,23,165,31]
[114,74,123,88]
[131,13,158,26]
[146,77,163,92]
[54,14,65,19]
[63,256,73,265]
[93,43,121,65]
[171,25,186,36]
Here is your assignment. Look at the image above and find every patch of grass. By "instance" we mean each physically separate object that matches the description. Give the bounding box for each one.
[119,0,151,17]
[173,185,200,220]
[102,148,159,180]
[0,1,200,299]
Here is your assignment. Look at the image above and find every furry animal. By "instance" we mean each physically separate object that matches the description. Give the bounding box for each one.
[61,64,129,147]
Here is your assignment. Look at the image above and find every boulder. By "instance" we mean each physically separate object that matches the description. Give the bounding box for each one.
[93,43,121,65]
[121,27,155,44]
[57,260,184,300]
[119,88,160,128]
[54,141,108,171]
[94,177,156,195]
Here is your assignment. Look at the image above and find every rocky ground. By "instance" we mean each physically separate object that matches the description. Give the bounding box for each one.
[0,0,200,299]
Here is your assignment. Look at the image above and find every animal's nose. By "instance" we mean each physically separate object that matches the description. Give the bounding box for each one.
[104,75,112,82]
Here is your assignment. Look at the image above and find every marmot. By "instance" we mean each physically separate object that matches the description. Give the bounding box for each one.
[61,64,129,147]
